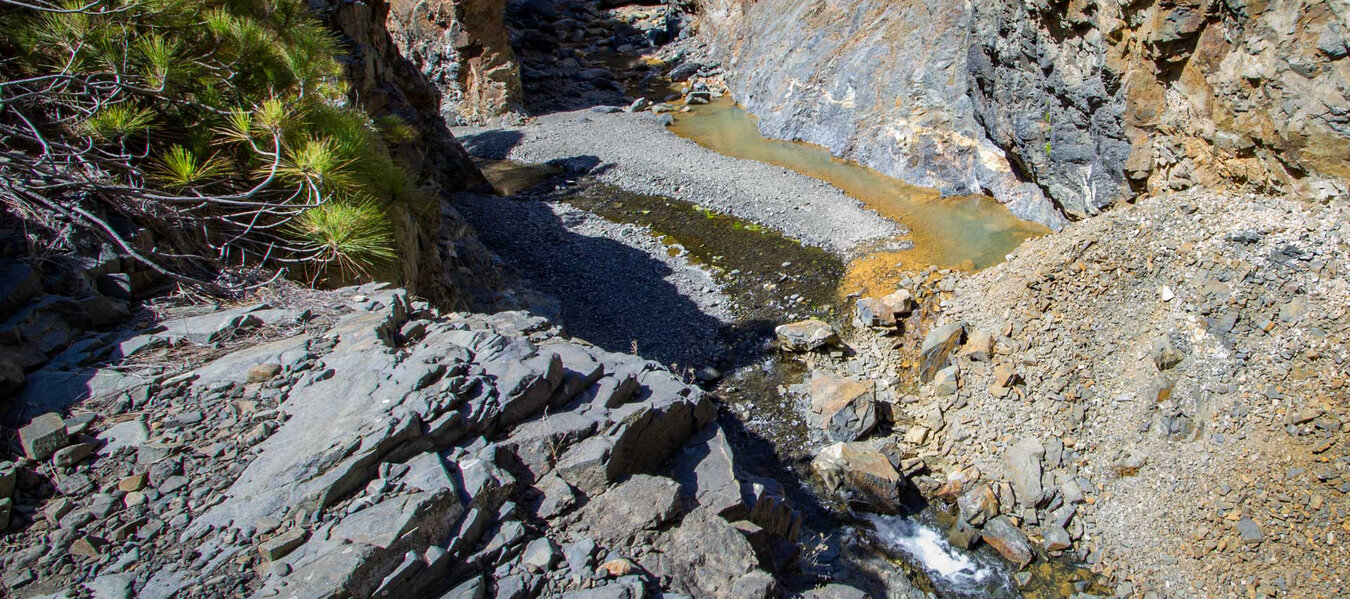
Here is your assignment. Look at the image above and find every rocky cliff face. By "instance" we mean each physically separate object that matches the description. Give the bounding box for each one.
[697,0,1350,225]
[385,0,523,125]
[317,0,507,309]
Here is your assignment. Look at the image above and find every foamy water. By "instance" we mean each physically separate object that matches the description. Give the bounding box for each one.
[864,514,1018,598]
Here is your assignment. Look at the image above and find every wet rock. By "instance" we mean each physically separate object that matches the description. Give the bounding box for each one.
[812,442,905,510]
[981,516,1033,566]
[809,371,878,442]
[919,322,965,382]
[19,412,69,460]
[774,319,839,352]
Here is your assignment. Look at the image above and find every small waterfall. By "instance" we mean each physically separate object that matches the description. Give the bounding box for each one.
[863,513,1020,598]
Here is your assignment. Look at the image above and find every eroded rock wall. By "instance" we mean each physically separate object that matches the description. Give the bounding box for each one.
[317,0,506,309]
[386,0,523,125]
[697,0,1069,229]
[698,0,1350,225]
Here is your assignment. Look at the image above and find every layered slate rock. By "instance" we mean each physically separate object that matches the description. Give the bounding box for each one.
[4,285,787,599]
[808,371,878,442]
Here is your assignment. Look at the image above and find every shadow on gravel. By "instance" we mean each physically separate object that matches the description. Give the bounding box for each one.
[456,186,725,368]
[457,129,525,161]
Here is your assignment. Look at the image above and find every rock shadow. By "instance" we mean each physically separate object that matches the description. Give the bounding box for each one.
[455,184,726,369]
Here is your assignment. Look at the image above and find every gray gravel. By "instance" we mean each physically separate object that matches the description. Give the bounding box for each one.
[453,109,901,255]
[455,189,733,369]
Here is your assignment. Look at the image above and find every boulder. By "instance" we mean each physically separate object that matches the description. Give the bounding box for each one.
[854,289,915,329]
[957,483,998,526]
[577,475,683,545]
[980,516,1033,566]
[159,304,265,345]
[809,371,877,442]
[774,319,839,352]
[661,507,765,599]
[669,424,747,519]
[19,412,69,461]
[1004,438,1045,508]
[919,322,965,381]
[812,442,905,511]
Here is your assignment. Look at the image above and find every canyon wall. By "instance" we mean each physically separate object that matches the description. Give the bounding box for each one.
[697,0,1350,225]
[385,0,524,124]
[318,0,506,308]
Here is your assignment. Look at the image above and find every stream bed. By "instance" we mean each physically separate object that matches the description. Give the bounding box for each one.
[463,101,1100,597]
[667,97,1050,298]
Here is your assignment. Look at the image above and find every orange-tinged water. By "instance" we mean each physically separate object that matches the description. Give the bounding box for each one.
[668,97,1047,299]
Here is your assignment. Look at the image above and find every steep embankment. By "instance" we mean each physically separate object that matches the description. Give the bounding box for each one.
[696,0,1350,226]
[317,0,507,308]
[831,191,1350,597]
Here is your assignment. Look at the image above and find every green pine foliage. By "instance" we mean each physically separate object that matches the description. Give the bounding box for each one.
[1,0,420,284]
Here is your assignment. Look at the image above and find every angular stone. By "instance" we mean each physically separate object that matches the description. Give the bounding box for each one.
[258,528,307,561]
[919,322,965,382]
[555,436,613,497]
[437,575,485,599]
[520,537,559,573]
[159,304,265,345]
[812,442,905,511]
[0,361,23,395]
[960,329,993,361]
[1043,524,1071,551]
[576,475,682,544]
[1236,518,1263,544]
[931,365,959,396]
[19,412,69,461]
[1004,438,1045,508]
[774,319,839,352]
[957,483,999,526]
[53,442,96,467]
[981,516,1033,566]
[0,462,15,499]
[670,424,747,519]
[809,371,877,442]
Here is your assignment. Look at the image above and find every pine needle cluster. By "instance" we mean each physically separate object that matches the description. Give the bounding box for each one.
[0,0,426,290]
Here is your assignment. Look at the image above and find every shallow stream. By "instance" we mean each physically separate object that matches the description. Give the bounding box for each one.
[469,96,1097,597]
[667,97,1049,298]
